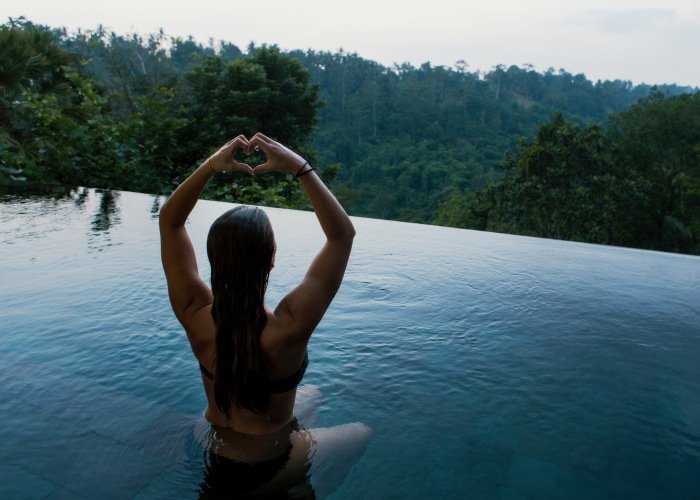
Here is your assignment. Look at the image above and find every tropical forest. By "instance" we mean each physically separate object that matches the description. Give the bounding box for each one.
[1,18,698,254]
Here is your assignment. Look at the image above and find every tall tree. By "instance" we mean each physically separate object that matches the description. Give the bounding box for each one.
[0,20,119,186]
[608,91,700,252]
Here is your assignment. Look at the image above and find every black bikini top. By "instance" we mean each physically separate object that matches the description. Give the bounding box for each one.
[198,353,309,394]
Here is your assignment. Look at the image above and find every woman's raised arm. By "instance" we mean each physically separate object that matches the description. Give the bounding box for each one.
[248,133,355,340]
[159,135,253,328]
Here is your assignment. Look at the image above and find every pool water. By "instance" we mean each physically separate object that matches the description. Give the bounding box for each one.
[1,188,699,499]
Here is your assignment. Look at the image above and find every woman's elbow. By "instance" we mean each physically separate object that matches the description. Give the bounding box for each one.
[343,221,356,242]
[347,220,357,240]
[158,200,177,230]
[329,223,355,245]
[158,208,170,231]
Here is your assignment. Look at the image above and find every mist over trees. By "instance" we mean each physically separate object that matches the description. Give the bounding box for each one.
[1,18,698,253]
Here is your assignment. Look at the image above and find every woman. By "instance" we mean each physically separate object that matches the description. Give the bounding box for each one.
[159,133,371,497]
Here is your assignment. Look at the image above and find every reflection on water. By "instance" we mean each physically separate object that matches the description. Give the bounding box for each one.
[91,189,120,232]
[72,187,89,207]
[150,196,162,219]
[0,188,698,499]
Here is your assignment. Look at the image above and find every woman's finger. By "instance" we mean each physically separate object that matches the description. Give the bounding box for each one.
[247,136,270,153]
[226,134,248,146]
[252,161,273,175]
[250,132,272,144]
[229,137,248,153]
[234,161,254,175]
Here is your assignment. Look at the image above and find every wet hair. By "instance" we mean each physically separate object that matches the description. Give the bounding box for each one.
[207,206,276,415]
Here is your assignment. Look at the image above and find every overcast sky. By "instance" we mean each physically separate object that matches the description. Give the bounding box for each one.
[3,0,699,87]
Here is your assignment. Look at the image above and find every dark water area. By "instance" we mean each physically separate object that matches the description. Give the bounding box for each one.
[1,188,699,498]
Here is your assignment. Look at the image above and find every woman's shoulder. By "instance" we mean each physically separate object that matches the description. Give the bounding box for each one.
[261,308,308,358]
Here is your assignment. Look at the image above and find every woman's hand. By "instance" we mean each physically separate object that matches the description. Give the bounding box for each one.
[205,135,254,175]
[247,133,307,175]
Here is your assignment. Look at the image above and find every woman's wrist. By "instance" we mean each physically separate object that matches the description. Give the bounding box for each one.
[294,161,309,177]
[295,162,315,179]
[292,158,315,178]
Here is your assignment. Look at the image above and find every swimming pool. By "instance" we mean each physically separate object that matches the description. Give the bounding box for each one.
[1,188,699,498]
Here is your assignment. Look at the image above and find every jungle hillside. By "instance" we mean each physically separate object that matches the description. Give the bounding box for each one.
[1,18,698,254]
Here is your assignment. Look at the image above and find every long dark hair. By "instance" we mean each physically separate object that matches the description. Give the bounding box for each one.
[207,206,276,415]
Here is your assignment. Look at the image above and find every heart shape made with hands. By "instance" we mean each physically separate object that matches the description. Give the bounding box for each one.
[215,133,303,175]
[231,141,267,170]
[220,136,267,170]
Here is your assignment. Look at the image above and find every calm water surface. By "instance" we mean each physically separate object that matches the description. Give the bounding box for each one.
[1,188,699,499]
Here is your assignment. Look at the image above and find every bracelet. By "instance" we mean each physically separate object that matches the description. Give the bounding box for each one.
[295,161,314,179]
[295,161,309,177]
[296,165,315,179]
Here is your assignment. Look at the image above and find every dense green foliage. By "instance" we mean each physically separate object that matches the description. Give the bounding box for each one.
[293,52,689,222]
[1,18,698,253]
[0,19,318,206]
[0,22,116,187]
[438,93,700,253]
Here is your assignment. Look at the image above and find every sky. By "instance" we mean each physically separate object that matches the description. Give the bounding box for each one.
[3,0,700,87]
